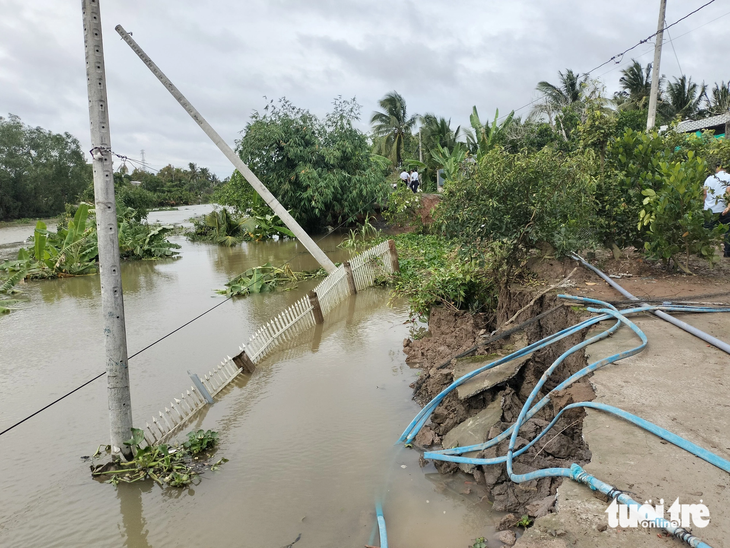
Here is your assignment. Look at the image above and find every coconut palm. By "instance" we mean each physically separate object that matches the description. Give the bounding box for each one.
[420,114,461,152]
[534,69,587,111]
[661,75,706,120]
[370,91,418,167]
[531,69,588,139]
[616,60,653,109]
[706,81,730,115]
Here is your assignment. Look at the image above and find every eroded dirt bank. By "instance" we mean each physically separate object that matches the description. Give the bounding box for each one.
[401,254,730,547]
[403,289,594,522]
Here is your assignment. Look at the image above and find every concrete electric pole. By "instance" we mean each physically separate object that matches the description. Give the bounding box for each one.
[82,0,134,460]
[646,0,667,131]
[115,25,337,274]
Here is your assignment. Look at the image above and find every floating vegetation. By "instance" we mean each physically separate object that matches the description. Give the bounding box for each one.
[218,263,325,298]
[0,204,180,283]
[90,428,227,488]
[188,207,294,246]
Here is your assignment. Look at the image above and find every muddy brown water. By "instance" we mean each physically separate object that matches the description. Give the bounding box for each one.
[0,205,499,547]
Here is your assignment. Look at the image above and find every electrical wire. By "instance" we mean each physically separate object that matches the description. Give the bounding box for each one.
[0,198,376,437]
[498,0,718,121]
[665,27,683,75]
[582,0,717,77]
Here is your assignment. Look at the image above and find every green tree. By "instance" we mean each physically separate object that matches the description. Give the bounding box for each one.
[639,152,725,273]
[370,91,418,167]
[420,114,461,153]
[615,60,653,110]
[531,69,589,141]
[706,81,730,116]
[436,147,597,263]
[0,114,90,220]
[661,75,706,120]
[231,97,389,230]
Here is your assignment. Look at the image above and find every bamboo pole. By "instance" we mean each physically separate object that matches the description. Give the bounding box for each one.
[82,0,134,460]
[114,25,337,274]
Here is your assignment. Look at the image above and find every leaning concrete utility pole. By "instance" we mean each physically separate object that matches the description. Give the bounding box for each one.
[82,0,134,459]
[115,25,337,274]
[646,0,667,131]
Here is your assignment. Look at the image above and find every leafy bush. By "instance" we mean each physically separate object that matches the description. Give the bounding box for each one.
[435,147,598,263]
[382,185,422,227]
[639,152,726,272]
[599,128,730,249]
[389,233,498,318]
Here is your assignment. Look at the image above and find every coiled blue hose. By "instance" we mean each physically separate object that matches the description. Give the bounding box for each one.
[401,295,730,548]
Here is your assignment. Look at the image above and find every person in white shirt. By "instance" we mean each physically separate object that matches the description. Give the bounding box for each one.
[703,163,730,257]
[399,169,410,188]
[410,169,420,193]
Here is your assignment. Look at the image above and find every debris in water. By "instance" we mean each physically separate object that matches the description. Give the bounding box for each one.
[280,533,301,548]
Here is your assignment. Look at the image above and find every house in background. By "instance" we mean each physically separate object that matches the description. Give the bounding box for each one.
[675,112,730,139]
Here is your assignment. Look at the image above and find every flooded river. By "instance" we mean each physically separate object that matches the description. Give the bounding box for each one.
[0,205,498,547]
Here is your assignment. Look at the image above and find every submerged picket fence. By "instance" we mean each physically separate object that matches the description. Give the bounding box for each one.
[141,239,399,446]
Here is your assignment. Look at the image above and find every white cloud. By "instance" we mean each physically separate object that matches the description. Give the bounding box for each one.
[0,0,727,178]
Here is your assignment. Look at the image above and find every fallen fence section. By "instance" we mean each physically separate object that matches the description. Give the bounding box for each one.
[141,239,398,447]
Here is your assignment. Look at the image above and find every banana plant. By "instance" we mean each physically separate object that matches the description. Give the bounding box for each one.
[467,106,515,161]
[430,143,468,182]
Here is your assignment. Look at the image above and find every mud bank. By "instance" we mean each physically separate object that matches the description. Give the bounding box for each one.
[403,290,594,522]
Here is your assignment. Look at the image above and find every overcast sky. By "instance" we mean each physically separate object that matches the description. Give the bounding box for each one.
[1,0,728,178]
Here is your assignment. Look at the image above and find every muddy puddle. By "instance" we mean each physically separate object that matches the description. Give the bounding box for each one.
[0,209,500,547]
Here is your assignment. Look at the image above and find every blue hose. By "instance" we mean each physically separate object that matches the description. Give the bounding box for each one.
[570,464,712,548]
[375,500,388,548]
[401,295,730,548]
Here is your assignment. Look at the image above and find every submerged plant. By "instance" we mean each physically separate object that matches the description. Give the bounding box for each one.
[183,429,219,454]
[90,427,225,488]
[0,204,180,283]
[218,263,325,298]
[338,214,382,251]
[0,268,27,314]
[188,207,294,246]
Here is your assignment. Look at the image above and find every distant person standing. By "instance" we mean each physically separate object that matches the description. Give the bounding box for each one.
[410,169,420,193]
[399,169,410,188]
[703,163,730,257]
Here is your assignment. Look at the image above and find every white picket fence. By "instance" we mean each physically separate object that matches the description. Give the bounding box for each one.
[141,239,398,446]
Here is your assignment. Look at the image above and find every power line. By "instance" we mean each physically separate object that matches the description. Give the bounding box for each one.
[500,0,718,121]
[582,0,717,76]
[665,27,683,75]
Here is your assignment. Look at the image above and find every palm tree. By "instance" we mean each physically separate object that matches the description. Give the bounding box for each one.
[370,91,418,167]
[531,69,587,139]
[420,114,461,152]
[617,60,653,109]
[706,81,730,115]
[534,69,587,110]
[661,75,706,120]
